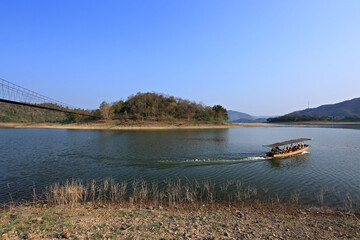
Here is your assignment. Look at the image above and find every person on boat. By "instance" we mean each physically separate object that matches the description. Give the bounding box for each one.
[274,147,281,154]
[265,138,311,158]
[275,146,281,153]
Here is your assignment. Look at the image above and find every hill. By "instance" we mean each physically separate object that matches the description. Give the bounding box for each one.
[0,102,67,122]
[291,97,360,117]
[227,110,271,123]
[0,92,229,123]
[267,97,360,122]
[98,92,229,121]
[227,110,254,122]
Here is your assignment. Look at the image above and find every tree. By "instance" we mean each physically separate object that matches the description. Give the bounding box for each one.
[186,108,193,120]
[212,105,228,121]
[99,101,112,120]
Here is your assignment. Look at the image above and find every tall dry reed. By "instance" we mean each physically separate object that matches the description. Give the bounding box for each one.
[37,178,359,213]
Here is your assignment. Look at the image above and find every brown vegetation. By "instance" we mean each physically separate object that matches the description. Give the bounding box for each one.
[14,178,358,214]
[1,178,359,239]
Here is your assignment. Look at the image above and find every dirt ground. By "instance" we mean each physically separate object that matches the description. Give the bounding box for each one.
[1,202,359,239]
[0,120,277,130]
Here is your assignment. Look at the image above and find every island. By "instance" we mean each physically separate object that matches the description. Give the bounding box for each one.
[0,92,276,130]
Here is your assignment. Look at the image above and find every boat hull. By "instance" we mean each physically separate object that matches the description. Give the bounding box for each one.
[266,146,311,159]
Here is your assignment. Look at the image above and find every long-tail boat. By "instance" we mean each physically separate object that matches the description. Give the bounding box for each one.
[263,138,312,159]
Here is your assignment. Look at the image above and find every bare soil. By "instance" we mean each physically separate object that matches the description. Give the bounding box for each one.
[0,120,278,130]
[1,202,359,239]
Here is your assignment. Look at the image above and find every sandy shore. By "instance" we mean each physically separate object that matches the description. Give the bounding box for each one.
[0,121,278,130]
[0,203,359,239]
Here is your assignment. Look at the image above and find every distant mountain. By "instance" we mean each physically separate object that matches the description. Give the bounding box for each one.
[251,118,268,123]
[291,97,360,117]
[227,110,273,123]
[227,110,254,122]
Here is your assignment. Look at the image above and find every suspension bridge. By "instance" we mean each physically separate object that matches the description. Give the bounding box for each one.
[0,78,99,118]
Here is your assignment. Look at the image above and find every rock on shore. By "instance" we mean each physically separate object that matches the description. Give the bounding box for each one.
[0,203,359,239]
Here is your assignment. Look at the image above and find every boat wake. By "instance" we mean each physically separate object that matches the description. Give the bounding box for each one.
[244,156,267,161]
[159,156,266,166]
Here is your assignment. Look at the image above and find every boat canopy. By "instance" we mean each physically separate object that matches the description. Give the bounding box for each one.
[263,138,312,148]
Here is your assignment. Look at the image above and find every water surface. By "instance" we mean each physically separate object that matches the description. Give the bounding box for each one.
[0,126,359,207]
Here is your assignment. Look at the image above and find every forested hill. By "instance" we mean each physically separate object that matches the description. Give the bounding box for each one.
[97,92,229,121]
[267,97,360,122]
[0,102,67,122]
[290,97,360,117]
[0,92,229,123]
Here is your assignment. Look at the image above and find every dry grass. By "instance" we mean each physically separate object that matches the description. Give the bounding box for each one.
[2,178,357,215]
[42,178,266,208]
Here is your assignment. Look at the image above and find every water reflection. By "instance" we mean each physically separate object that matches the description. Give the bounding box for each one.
[94,129,231,170]
[268,153,310,168]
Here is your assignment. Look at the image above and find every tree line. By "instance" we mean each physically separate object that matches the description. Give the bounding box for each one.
[0,92,229,123]
[95,92,229,121]
[0,102,67,122]
[267,114,360,123]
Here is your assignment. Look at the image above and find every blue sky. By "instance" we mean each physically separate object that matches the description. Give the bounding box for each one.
[1,0,360,116]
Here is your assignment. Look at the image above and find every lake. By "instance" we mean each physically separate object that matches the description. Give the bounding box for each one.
[1,125,359,208]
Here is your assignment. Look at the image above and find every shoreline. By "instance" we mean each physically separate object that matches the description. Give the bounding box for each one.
[268,121,360,124]
[1,202,359,239]
[0,121,279,130]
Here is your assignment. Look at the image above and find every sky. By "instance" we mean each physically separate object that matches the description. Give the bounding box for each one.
[1,0,360,116]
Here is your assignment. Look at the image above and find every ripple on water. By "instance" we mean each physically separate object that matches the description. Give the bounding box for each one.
[0,127,360,207]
